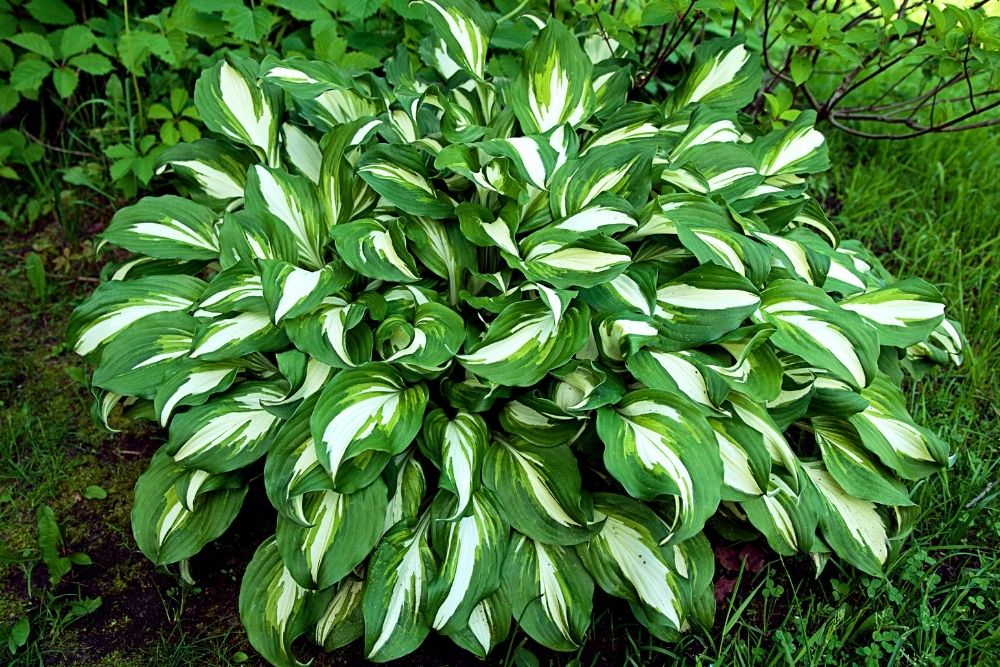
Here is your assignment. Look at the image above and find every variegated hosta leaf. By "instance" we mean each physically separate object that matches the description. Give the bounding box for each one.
[597,390,722,543]
[803,462,890,576]
[282,123,321,183]
[839,278,945,348]
[275,481,387,589]
[849,375,949,479]
[549,144,653,217]
[195,57,280,166]
[376,301,465,371]
[477,134,560,190]
[577,494,687,632]
[482,436,595,545]
[265,396,329,523]
[240,537,329,667]
[153,359,241,426]
[101,196,219,260]
[510,19,593,134]
[68,275,206,356]
[190,310,287,361]
[412,0,494,80]
[445,586,511,658]
[458,298,590,387]
[520,228,632,289]
[499,397,581,447]
[92,312,199,398]
[167,383,285,472]
[384,453,427,532]
[665,38,760,113]
[727,391,801,478]
[753,111,829,177]
[310,363,428,482]
[74,13,961,664]
[626,348,729,411]
[428,491,507,634]
[314,576,365,651]
[504,533,594,651]
[261,259,347,324]
[132,450,247,565]
[754,279,879,389]
[357,145,454,219]
[812,417,912,506]
[653,265,761,350]
[284,297,373,369]
[157,139,250,200]
[421,410,488,518]
[710,416,770,501]
[740,472,817,556]
[194,263,265,317]
[244,165,327,269]
[363,516,436,662]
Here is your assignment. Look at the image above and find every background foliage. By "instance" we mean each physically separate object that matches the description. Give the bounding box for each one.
[0,0,998,665]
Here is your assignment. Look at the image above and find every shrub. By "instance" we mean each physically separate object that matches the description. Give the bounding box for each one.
[69,1,964,664]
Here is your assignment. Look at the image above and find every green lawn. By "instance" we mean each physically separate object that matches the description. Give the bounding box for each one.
[1,126,998,666]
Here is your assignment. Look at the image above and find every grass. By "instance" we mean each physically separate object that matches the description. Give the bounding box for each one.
[0,126,998,665]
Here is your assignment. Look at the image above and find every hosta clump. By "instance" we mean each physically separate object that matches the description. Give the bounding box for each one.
[70,2,964,664]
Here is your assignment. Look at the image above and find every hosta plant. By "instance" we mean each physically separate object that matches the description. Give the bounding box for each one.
[70,2,964,664]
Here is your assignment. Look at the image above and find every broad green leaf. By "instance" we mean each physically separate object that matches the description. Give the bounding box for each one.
[520,228,632,290]
[240,537,329,667]
[195,57,280,165]
[275,481,388,589]
[754,279,879,389]
[421,410,488,518]
[503,533,593,651]
[310,363,428,482]
[428,491,507,634]
[363,516,435,662]
[458,298,590,387]
[482,436,594,545]
[68,275,206,356]
[132,450,246,565]
[510,19,593,134]
[167,382,285,473]
[597,390,722,543]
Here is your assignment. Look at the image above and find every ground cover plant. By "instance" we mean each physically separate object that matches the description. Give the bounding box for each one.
[60,1,977,665]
